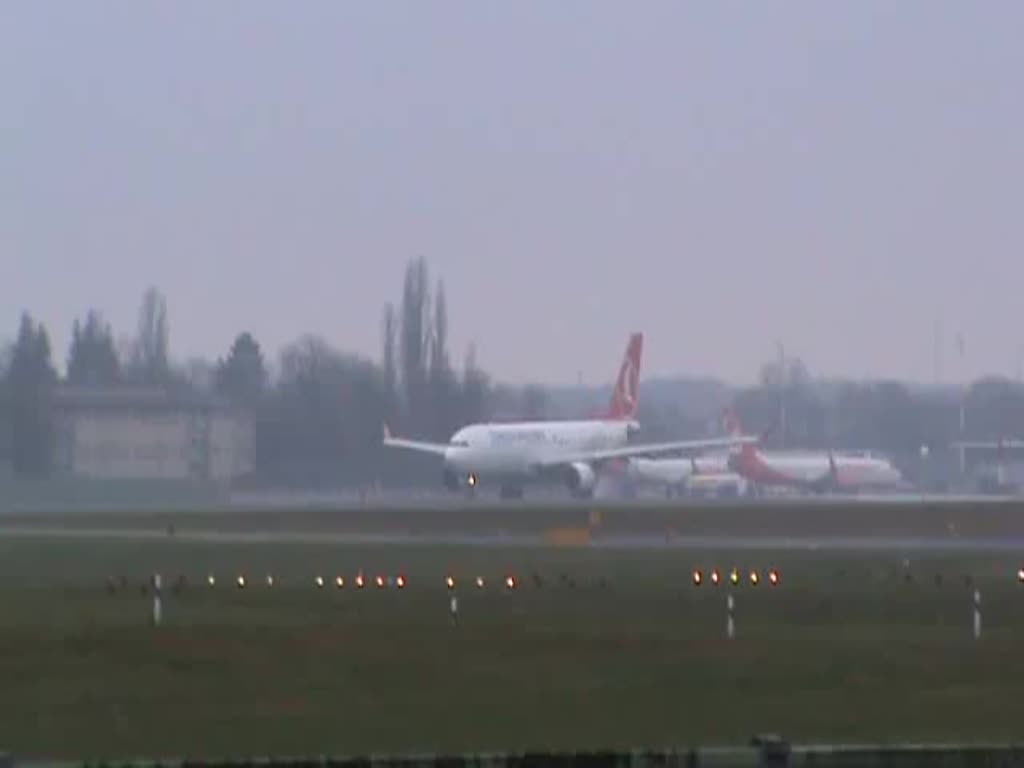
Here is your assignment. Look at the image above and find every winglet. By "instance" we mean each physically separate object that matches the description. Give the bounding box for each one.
[721,408,741,437]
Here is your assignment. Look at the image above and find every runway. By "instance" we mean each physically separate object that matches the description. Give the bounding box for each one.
[1,525,1022,553]
[0,494,1022,555]
[3,490,1014,516]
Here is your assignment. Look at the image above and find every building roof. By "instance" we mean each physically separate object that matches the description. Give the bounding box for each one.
[52,385,237,413]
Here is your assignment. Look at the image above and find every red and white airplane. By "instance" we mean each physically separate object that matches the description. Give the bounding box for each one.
[383,333,756,499]
[722,410,905,494]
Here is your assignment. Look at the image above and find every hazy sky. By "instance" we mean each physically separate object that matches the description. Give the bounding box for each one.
[3,2,1022,386]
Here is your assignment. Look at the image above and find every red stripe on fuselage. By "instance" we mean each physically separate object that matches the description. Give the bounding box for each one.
[733,446,800,485]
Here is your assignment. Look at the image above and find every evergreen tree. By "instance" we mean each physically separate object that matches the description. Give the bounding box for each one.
[7,313,57,476]
[67,310,120,386]
[215,332,267,407]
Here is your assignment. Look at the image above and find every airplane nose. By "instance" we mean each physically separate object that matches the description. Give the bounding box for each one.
[443,446,465,473]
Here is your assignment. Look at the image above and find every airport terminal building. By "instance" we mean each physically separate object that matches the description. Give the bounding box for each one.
[51,386,254,482]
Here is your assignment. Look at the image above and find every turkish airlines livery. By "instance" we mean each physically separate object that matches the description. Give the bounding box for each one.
[382,333,755,499]
[722,411,905,494]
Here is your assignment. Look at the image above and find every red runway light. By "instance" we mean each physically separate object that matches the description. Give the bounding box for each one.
[396,575,406,589]
[769,569,780,586]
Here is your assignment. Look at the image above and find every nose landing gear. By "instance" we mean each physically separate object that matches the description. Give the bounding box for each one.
[444,469,479,496]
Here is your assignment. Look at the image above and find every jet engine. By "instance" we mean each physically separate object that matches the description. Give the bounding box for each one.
[565,462,597,498]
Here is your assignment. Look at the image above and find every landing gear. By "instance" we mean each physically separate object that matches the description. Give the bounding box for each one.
[444,469,479,497]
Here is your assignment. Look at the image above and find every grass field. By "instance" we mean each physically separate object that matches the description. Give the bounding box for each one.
[0,533,1023,760]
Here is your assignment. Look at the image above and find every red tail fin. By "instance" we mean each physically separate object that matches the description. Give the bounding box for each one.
[722,407,757,462]
[607,332,642,420]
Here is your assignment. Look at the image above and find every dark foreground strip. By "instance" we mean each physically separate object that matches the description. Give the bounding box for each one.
[14,742,1024,768]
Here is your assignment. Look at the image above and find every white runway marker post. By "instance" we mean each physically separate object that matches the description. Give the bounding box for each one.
[727,593,735,639]
[973,589,981,640]
[450,593,459,627]
[152,573,162,627]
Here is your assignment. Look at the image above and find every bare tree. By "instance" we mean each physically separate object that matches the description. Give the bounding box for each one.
[130,287,170,385]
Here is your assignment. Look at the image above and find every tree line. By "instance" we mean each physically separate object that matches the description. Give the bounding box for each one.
[2,258,1023,488]
[0,258,504,486]
[726,356,1024,487]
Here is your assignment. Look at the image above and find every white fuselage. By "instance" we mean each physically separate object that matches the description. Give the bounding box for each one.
[627,455,726,482]
[443,420,633,479]
[627,454,745,495]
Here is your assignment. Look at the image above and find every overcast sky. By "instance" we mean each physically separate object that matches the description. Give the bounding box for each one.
[3,2,1022,386]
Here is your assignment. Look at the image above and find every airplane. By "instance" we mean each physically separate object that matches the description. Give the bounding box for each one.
[382,333,756,499]
[721,410,906,494]
[624,454,747,499]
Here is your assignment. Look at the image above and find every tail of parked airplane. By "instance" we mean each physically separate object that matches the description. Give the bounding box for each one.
[606,332,643,420]
[722,408,759,463]
[722,408,742,437]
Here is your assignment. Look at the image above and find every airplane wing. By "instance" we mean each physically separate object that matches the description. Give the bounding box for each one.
[381,424,450,456]
[951,440,1024,449]
[535,435,757,468]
